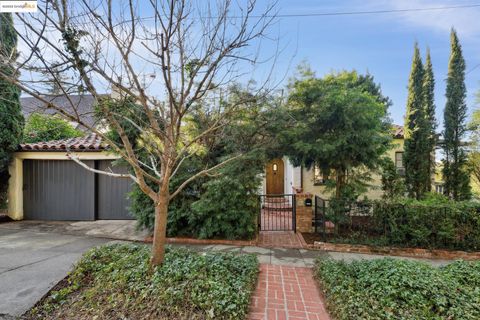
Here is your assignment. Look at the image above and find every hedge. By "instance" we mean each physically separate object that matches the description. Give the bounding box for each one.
[370,199,480,250]
[324,196,480,251]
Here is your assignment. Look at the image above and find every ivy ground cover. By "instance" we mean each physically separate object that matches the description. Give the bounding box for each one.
[315,258,480,319]
[25,244,259,320]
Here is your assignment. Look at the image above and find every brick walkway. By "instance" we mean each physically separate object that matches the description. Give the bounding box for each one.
[258,231,304,248]
[249,264,330,320]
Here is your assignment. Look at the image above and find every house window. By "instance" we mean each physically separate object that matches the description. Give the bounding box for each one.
[395,152,404,168]
[313,165,329,185]
[395,152,405,176]
[435,184,444,194]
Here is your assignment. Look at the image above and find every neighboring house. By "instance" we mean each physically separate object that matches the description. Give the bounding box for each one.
[20,94,107,131]
[433,163,445,194]
[261,125,406,200]
[7,134,133,221]
[433,162,480,197]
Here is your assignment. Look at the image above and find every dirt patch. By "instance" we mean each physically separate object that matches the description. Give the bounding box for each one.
[301,232,325,245]
[0,214,12,223]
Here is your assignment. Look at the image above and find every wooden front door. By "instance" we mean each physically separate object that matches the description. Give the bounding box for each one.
[266,158,285,194]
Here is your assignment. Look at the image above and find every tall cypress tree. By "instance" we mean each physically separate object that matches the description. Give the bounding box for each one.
[423,48,436,191]
[0,13,23,205]
[404,43,430,199]
[443,29,471,200]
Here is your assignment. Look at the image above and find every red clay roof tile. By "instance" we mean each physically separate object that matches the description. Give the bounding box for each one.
[392,124,404,139]
[19,134,106,152]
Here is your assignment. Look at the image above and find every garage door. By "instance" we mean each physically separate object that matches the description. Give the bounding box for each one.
[97,160,133,220]
[23,159,134,220]
[23,160,95,220]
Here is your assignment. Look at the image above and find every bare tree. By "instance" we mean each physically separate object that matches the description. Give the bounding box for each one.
[4,0,278,265]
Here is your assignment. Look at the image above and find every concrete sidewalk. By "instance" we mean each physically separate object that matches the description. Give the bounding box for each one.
[0,220,149,242]
[172,243,452,268]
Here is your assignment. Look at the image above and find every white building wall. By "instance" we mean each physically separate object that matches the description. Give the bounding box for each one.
[284,157,302,194]
[292,165,301,191]
[284,156,293,194]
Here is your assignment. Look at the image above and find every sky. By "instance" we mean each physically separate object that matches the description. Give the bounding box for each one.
[261,0,480,129]
[15,0,480,131]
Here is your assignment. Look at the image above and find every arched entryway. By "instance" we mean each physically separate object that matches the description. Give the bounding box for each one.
[266,158,285,194]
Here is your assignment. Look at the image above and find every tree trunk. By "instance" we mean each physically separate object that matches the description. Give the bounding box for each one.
[335,169,346,198]
[151,191,169,266]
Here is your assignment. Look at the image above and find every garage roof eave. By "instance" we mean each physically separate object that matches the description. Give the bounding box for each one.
[14,150,120,160]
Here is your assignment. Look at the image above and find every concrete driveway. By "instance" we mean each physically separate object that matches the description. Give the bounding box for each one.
[0,225,108,318]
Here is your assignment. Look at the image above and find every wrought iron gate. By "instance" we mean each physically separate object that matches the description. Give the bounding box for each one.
[314,195,328,240]
[259,194,296,231]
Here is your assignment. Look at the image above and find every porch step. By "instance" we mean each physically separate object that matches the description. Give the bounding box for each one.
[264,197,290,203]
[262,203,293,211]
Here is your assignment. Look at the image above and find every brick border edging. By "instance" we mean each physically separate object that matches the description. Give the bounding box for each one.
[296,231,309,248]
[144,235,258,247]
[313,241,480,260]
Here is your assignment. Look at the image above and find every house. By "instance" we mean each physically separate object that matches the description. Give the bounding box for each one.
[261,125,406,199]
[20,94,106,131]
[7,122,405,222]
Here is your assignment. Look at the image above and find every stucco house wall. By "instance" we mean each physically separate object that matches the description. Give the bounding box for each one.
[301,138,405,200]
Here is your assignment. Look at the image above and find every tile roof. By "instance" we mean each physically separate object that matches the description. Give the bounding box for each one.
[19,134,106,152]
[392,124,404,139]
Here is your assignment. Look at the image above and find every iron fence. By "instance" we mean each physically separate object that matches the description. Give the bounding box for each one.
[314,196,328,240]
[310,198,480,251]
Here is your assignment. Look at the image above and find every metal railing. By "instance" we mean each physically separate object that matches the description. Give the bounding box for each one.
[314,195,328,240]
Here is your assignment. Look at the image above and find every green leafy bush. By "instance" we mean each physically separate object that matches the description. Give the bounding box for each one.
[28,243,259,320]
[23,113,82,143]
[371,197,480,250]
[189,155,261,240]
[326,194,480,251]
[315,258,480,320]
[129,154,262,240]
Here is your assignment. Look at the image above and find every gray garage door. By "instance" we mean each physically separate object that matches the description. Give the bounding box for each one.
[23,160,95,220]
[23,159,134,220]
[97,160,133,220]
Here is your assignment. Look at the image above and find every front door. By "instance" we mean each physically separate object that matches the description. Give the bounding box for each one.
[266,158,284,194]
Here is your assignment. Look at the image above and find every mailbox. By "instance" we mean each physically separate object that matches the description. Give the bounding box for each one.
[304,198,312,207]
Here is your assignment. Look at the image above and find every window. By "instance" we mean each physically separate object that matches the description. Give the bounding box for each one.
[395,152,405,176]
[435,184,444,194]
[395,152,404,169]
[313,165,329,185]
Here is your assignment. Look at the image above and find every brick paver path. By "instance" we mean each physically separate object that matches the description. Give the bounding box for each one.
[249,264,331,320]
[258,231,304,248]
